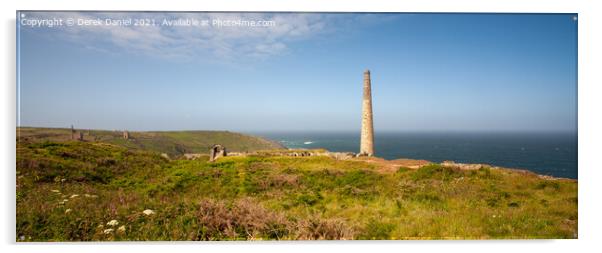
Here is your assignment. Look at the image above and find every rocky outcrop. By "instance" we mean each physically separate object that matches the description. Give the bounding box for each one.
[183,153,205,160]
[441,160,487,170]
[221,149,356,160]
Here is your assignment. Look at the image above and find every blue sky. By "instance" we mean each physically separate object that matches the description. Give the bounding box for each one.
[17,12,577,132]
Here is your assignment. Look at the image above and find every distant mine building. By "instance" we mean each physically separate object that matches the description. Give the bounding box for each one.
[70,125,84,141]
[209,144,227,162]
[123,130,130,140]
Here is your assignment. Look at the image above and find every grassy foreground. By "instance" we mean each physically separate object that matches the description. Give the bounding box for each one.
[16,139,577,241]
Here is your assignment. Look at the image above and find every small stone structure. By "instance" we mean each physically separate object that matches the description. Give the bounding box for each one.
[160,153,170,160]
[123,130,130,140]
[70,125,84,141]
[209,144,227,162]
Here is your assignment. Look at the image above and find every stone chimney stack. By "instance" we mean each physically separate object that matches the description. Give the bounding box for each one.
[360,70,375,156]
[71,125,75,140]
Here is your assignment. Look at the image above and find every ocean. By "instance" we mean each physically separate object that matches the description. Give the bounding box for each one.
[254,132,578,179]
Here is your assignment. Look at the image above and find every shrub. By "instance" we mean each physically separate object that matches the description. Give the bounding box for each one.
[535,181,561,190]
[413,192,442,204]
[83,166,114,184]
[195,198,291,240]
[508,202,520,208]
[359,219,396,239]
[296,216,355,240]
[396,167,410,173]
[296,192,323,206]
[270,174,299,187]
[412,164,462,181]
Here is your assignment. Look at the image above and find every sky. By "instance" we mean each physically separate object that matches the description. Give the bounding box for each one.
[17,12,578,132]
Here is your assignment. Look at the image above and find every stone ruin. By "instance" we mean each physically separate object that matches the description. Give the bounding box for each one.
[70,125,84,141]
[209,144,227,162]
[123,130,130,140]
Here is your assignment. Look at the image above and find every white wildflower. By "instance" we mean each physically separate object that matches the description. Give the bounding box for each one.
[51,189,60,193]
[117,225,126,233]
[97,224,104,229]
[84,194,98,198]
[65,209,72,214]
[107,220,119,226]
[70,194,79,199]
[143,209,155,216]
[63,199,69,202]
[103,228,114,234]
[61,179,66,182]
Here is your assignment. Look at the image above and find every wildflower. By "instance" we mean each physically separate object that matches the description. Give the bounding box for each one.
[65,209,72,214]
[143,209,155,216]
[61,178,66,182]
[51,190,60,193]
[103,228,114,234]
[84,194,98,198]
[70,194,79,199]
[107,220,119,226]
[117,225,126,233]
[63,199,69,202]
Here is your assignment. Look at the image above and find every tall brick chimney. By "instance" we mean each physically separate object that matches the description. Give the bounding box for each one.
[360,70,374,156]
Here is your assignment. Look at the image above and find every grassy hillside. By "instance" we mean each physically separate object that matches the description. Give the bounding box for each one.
[16,140,577,241]
[17,127,284,156]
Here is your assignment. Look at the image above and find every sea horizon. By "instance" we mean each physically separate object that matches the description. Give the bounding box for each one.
[254,130,578,179]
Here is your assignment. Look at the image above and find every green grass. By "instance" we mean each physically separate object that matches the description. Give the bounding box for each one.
[16,140,577,241]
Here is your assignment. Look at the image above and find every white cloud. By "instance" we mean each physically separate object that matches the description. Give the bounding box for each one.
[23,12,340,63]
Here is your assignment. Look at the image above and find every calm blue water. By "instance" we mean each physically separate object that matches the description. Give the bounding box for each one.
[253,132,577,179]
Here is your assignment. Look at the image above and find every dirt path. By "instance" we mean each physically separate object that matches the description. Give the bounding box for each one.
[352,156,431,173]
